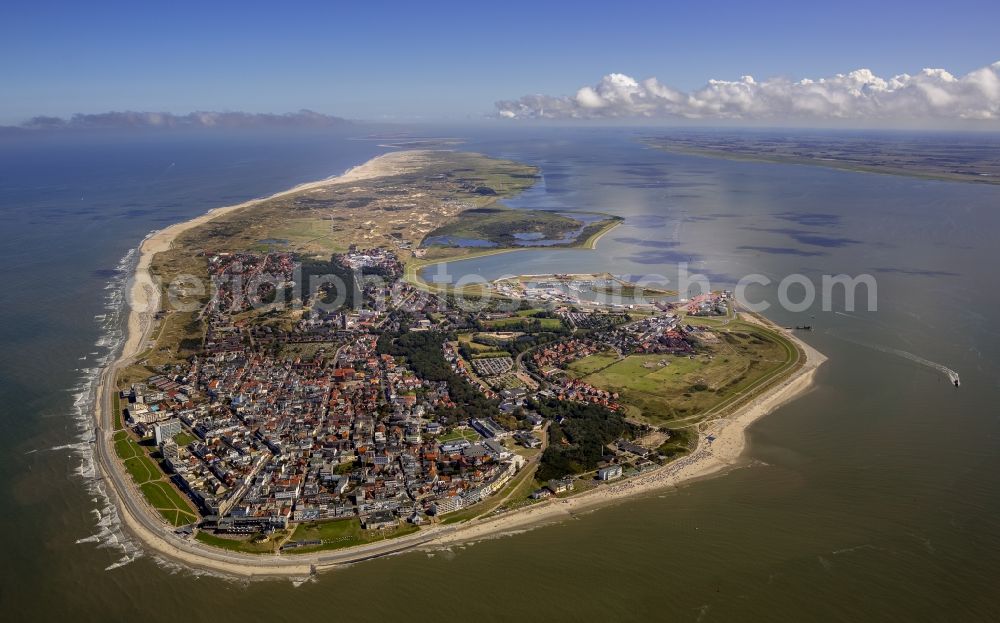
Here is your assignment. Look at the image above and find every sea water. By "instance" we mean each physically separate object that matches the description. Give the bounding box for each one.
[2,126,999,621]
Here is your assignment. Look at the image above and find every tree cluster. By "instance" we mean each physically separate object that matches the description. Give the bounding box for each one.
[377,331,502,425]
[531,398,636,481]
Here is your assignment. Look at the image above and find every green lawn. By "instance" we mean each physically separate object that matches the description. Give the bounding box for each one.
[286,519,419,553]
[470,351,513,359]
[113,430,136,458]
[114,429,199,525]
[123,456,159,484]
[114,432,160,484]
[112,393,123,430]
[564,351,620,376]
[141,481,198,526]
[565,321,793,425]
[457,334,498,352]
[437,428,483,443]
[515,308,544,317]
[173,432,198,446]
[138,480,179,510]
[573,354,705,394]
[195,530,284,554]
[291,518,363,541]
[483,316,564,331]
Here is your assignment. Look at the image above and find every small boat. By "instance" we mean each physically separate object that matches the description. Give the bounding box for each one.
[954,378,961,388]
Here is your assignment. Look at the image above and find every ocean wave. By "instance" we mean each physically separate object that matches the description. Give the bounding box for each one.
[66,246,145,570]
[65,260,256,586]
[149,554,261,584]
[290,577,317,588]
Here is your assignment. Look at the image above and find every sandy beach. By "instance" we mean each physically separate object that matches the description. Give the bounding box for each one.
[95,150,827,577]
[122,150,429,358]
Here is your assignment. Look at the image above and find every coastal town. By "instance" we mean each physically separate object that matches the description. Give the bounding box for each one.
[112,245,784,553]
[88,147,814,562]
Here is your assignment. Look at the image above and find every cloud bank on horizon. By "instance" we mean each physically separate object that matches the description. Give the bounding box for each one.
[496,61,1000,123]
[5,109,349,131]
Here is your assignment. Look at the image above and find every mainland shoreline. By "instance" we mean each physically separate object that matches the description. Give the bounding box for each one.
[92,150,826,578]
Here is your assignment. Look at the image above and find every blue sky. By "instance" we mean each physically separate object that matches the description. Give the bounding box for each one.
[2,0,999,124]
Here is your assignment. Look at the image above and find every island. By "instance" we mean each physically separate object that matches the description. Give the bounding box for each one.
[644,131,1000,184]
[92,149,824,577]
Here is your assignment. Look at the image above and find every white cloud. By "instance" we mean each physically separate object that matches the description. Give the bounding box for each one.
[496,61,1000,123]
